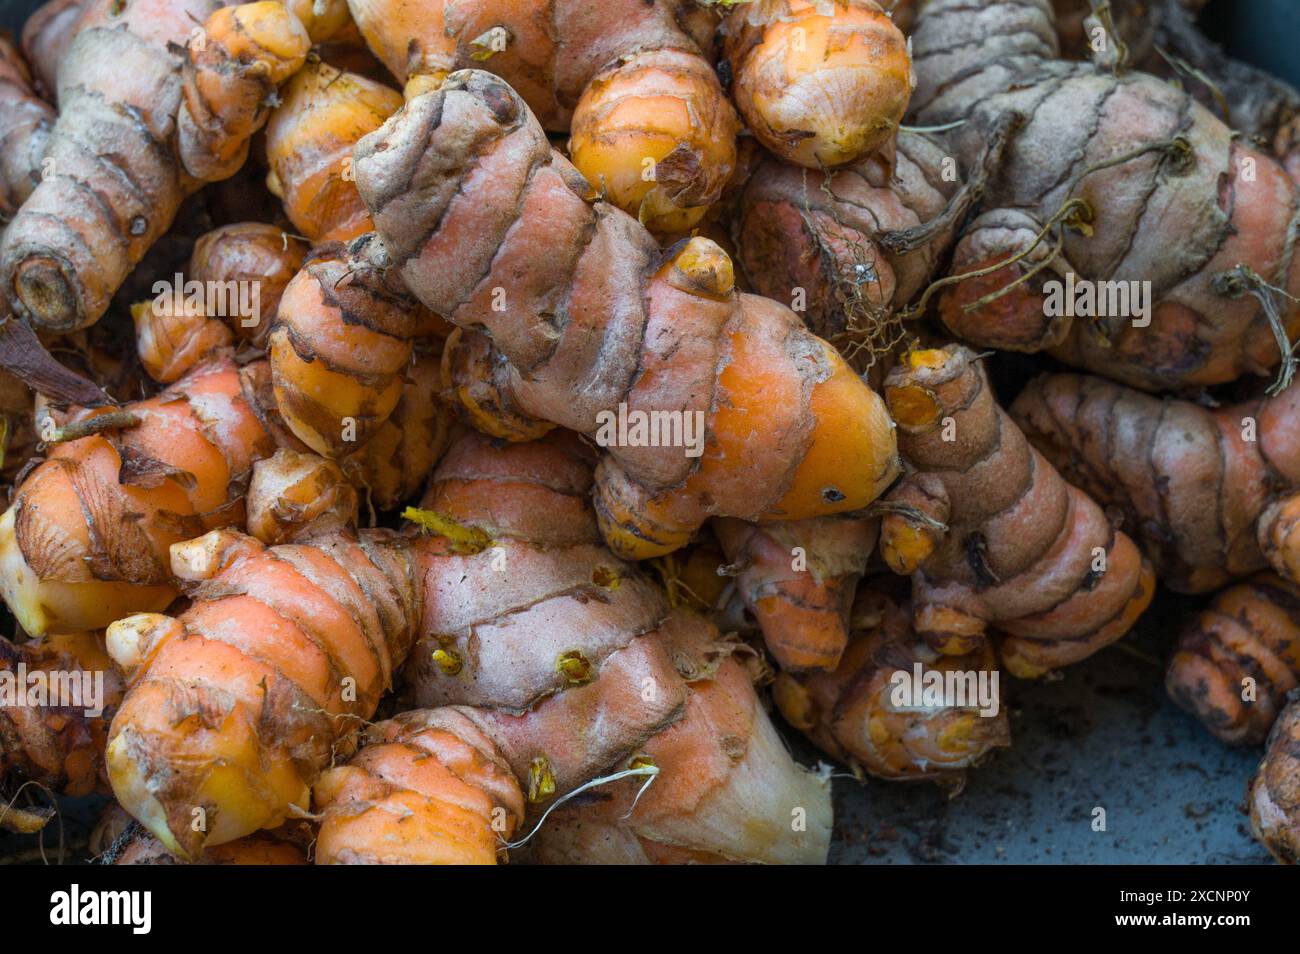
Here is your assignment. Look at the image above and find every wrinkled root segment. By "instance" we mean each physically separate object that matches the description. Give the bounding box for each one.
[314,710,524,865]
[882,344,1154,674]
[1259,493,1300,584]
[1167,573,1300,746]
[999,558,1156,679]
[771,586,1011,788]
[1250,699,1300,864]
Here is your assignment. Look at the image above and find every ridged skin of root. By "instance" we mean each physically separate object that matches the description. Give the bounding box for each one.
[104,524,419,860]
[177,2,312,182]
[714,513,878,672]
[264,59,403,244]
[732,130,960,342]
[879,345,1154,676]
[20,0,85,101]
[0,1,309,333]
[528,613,833,865]
[0,631,123,796]
[349,0,711,111]
[132,296,233,384]
[339,350,453,510]
[353,71,899,560]
[134,220,310,386]
[910,0,1300,392]
[268,240,426,457]
[402,430,690,803]
[314,709,525,865]
[190,222,309,347]
[1054,0,1296,151]
[1260,494,1300,585]
[772,584,1009,786]
[1167,574,1300,746]
[0,358,275,636]
[1010,371,1300,594]
[109,823,308,864]
[244,448,359,545]
[0,34,54,220]
[133,219,311,383]
[723,0,913,169]
[569,47,739,233]
[1250,696,1300,864]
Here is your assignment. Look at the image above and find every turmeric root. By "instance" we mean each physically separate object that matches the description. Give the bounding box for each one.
[0,356,276,636]
[1009,371,1300,594]
[408,430,831,863]
[268,238,429,458]
[771,582,1009,787]
[1055,0,1300,155]
[132,222,308,382]
[264,58,403,244]
[108,821,309,864]
[243,447,359,545]
[0,631,123,797]
[320,429,830,864]
[189,222,308,347]
[102,422,829,861]
[1250,693,1300,864]
[714,512,878,672]
[244,325,449,510]
[339,350,453,511]
[721,0,913,169]
[353,70,899,560]
[878,345,1154,677]
[400,429,691,801]
[0,33,53,221]
[104,518,420,859]
[0,0,310,333]
[527,612,833,864]
[314,709,525,864]
[731,129,962,346]
[1167,574,1300,747]
[344,0,738,232]
[910,0,1300,392]
[132,294,232,384]
[20,0,85,102]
